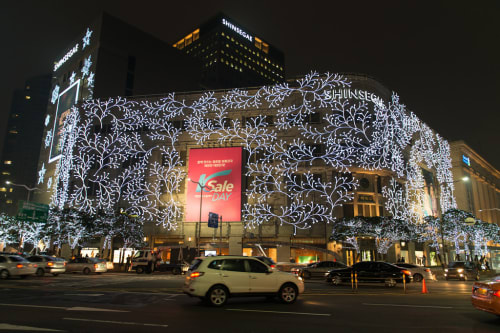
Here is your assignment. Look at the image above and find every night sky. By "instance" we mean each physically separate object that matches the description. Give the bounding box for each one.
[1,1,499,169]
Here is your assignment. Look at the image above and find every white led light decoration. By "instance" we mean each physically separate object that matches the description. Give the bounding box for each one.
[69,71,76,84]
[38,163,46,185]
[81,55,92,78]
[87,72,95,88]
[48,72,457,234]
[51,85,60,104]
[45,115,51,127]
[82,28,93,49]
[44,130,53,148]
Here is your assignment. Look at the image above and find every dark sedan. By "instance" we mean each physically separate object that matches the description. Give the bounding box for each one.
[325,261,412,287]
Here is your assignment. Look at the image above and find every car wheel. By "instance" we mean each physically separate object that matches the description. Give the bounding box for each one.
[0,269,9,280]
[52,273,59,277]
[279,283,298,304]
[36,268,45,277]
[83,267,91,275]
[331,275,342,286]
[172,267,181,275]
[413,273,423,282]
[301,270,311,279]
[385,278,397,288]
[206,285,228,307]
[136,266,144,274]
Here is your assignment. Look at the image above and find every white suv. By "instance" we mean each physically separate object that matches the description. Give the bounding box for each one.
[183,256,305,306]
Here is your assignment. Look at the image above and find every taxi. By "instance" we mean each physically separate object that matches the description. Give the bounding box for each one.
[471,276,500,316]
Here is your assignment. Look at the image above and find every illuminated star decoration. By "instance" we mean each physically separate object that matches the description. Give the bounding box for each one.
[82,28,93,49]
[44,115,51,127]
[87,72,95,88]
[51,85,60,104]
[69,71,76,84]
[38,163,46,185]
[44,130,53,148]
[81,55,92,78]
[47,177,53,190]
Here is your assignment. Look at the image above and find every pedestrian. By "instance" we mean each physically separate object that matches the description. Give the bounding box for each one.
[401,256,405,263]
[125,255,131,272]
[485,260,490,271]
[422,255,427,266]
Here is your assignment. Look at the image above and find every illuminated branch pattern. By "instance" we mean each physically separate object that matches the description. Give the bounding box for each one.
[48,72,456,233]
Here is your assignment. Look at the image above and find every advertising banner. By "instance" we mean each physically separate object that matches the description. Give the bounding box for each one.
[186,147,242,222]
[49,80,80,163]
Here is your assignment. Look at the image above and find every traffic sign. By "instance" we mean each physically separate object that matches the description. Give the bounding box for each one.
[208,212,219,228]
[17,201,49,223]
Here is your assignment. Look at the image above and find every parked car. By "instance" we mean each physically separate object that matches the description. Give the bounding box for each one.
[183,256,305,306]
[0,254,37,279]
[444,261,479,281]
[294,261,347,279]
[95,258,114,270]
[393,263,434,282]
[26,255,66,277]
[66,257,107,274]
[325,261,412,287]
[253,256,277,269]
[471,275,500,316]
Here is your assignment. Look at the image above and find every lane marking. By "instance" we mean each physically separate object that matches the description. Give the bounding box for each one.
[66,307,128,312]
[0,303,128,312]
[226,309,331,316]
[65,294,104,297]
[0,323,65,331]
[363,303,453,309]
[63,318,168,327]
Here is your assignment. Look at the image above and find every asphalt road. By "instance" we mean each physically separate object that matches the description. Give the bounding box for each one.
[0,272,498,332]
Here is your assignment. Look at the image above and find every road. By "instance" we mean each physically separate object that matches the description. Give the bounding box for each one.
[0,272,498,332]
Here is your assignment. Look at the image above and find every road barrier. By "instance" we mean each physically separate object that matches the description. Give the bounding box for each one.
[422,278,429,294]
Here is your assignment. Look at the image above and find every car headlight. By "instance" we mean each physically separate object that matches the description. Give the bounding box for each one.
[457,269,464,273]
[444,269,448,272]
[297,276,303,281]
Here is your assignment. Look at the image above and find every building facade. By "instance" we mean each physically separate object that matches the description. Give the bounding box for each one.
[173,13,285,89]
[0,74,51,216]
[36,73,459,265]
[450,140,500,268]
[36,12,204,214]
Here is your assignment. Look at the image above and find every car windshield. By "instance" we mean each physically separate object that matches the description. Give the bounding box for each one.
[134,250,146,258]
[9,256,28,262]
[448,262,465,268]
[189,259,203,271]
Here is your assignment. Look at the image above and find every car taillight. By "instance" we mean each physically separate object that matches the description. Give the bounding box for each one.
[424,268,430,272]
[16,264,23,269]
[493,290,500,297]
[270,265,275,268]
[190,271,204,278]
[64,262,66,266]
[401,270,411,276]
[94,264,98,269]
[47,262,54,267]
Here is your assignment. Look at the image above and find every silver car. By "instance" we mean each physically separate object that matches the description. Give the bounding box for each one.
[27,255,66,277]
[66,257,107,274]
[394,263,435,282]
[0,254,37,279]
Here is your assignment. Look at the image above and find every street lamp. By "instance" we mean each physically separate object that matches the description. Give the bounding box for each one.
[5,181,39,202]
[187,177,211,256]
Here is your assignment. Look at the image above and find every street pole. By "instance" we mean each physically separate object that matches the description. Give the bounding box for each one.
[198,186,203,257]
[219,215,223,255]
